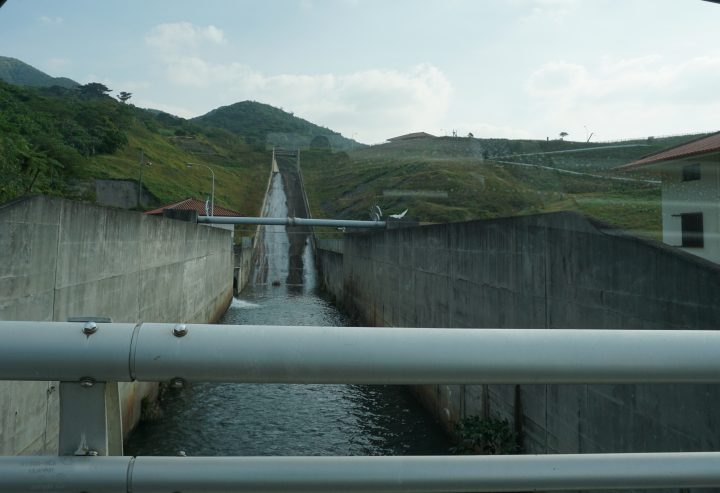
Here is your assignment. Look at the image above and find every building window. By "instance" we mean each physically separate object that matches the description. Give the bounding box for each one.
[681,212,704,248]
[682,163,701,182]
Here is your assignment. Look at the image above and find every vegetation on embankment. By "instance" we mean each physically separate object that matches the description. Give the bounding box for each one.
[0,80,269,215]
[0,53,704,239]
[300,135,686,240]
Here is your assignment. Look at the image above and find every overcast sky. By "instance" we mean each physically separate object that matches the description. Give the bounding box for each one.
[1,0,719,144]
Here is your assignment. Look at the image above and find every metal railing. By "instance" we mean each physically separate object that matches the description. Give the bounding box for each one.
[3,321,720,491]
[198,215,387,228]
[6,453,720,492]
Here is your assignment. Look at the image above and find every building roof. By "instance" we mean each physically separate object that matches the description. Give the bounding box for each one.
[387,132,436,142]
[145,198,241,217]
[619,131,720,170]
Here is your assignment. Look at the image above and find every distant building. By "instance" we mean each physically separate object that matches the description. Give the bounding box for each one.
[145,197,241,235]
[619,131,720,264]
[386,132,436,142]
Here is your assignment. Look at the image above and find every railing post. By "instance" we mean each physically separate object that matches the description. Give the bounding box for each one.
[58,317,123,456]
[58,381,110,456]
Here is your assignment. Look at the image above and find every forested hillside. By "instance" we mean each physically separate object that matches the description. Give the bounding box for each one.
[0,80,269,215]
[0,56,78,88]
[193,100,360,150]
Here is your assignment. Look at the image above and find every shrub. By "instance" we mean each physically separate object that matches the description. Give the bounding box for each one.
[451,416,519,455]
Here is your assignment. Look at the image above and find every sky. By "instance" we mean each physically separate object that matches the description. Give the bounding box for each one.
[1,0,719,144]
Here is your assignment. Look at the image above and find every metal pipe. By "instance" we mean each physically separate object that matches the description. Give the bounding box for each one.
[5,453,720,492]
[197,216,386,228]
[4,322,720,384]
[0,456,130,493]
[0,321,136,382]
[132,325,720,384]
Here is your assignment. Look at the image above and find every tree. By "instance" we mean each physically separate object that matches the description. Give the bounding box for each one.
[467,132,474,138]
[117,91,132,103]
[79,82,112,99]
[559,131,569,140]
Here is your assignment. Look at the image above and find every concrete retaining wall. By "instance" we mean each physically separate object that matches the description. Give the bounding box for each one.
[0,195,234,455]
[234,237,254,294]
[316,212,720,454]
[95,179,160,209]
[316,239,344,304]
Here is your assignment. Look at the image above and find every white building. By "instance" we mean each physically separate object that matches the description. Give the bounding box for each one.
[620,132,720,264]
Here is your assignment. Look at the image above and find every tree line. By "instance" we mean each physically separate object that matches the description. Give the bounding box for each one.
[0,81,132,202]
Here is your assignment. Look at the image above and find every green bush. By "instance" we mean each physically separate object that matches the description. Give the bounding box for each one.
[451,416,519,455]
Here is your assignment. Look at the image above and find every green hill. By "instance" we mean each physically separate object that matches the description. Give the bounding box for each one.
[0,79,269,217]
[298,134,713,240]
[352,134,709,174]
[0,56,78,88]
[0,57,706,241]
[192,100,361,151]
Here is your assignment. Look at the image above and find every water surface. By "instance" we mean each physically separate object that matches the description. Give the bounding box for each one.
[125,170,449,457]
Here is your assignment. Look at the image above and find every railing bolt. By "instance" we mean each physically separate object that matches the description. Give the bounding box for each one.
[169,377,186,389]
[172,324,188,338]
[79,377,95,388]
[82,321,98,336]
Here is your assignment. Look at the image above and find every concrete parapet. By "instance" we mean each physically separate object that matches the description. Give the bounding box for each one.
[316,211,720,454]
[0,195,233,455]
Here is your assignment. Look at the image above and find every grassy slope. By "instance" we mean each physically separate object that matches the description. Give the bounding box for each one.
[301,136,678,240]
[84,117,270,216]
[0,79,271,216]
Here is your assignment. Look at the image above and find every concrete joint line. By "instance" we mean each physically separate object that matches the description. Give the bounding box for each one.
[126,456,136,492]
[128,322,143,381]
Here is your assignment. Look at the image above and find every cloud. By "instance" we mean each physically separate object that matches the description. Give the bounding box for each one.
[524,54,720,140]
[46,57,71,70]
[511,0,578,22]
[145,22,225,55]
[527,61,587,98]
[527,54,720,106]
[144,23,452,142]
[39,16,63,25]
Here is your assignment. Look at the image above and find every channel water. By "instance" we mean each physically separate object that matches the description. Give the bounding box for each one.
[125,172,449,456]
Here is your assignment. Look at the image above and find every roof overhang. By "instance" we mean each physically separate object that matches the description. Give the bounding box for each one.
[617,131,720,172]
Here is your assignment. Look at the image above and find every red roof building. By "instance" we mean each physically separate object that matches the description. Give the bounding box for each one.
[619,131,720,170]
[618,131,720,264]
[145,198,241,217]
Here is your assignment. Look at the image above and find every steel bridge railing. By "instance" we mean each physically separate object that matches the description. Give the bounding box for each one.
[3,321,720,492]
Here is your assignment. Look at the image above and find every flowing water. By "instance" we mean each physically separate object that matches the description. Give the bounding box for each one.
[125,172,449,457]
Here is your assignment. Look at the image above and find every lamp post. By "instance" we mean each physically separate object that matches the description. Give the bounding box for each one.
[186,162,215,216]
[138,149,151,208]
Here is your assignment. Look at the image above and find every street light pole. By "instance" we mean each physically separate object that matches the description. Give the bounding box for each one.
[138,149,144,207]
[186,163,215,216]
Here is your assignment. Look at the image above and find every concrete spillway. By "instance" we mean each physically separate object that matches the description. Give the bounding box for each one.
[251,159,315,291]
[125,157,448,457]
